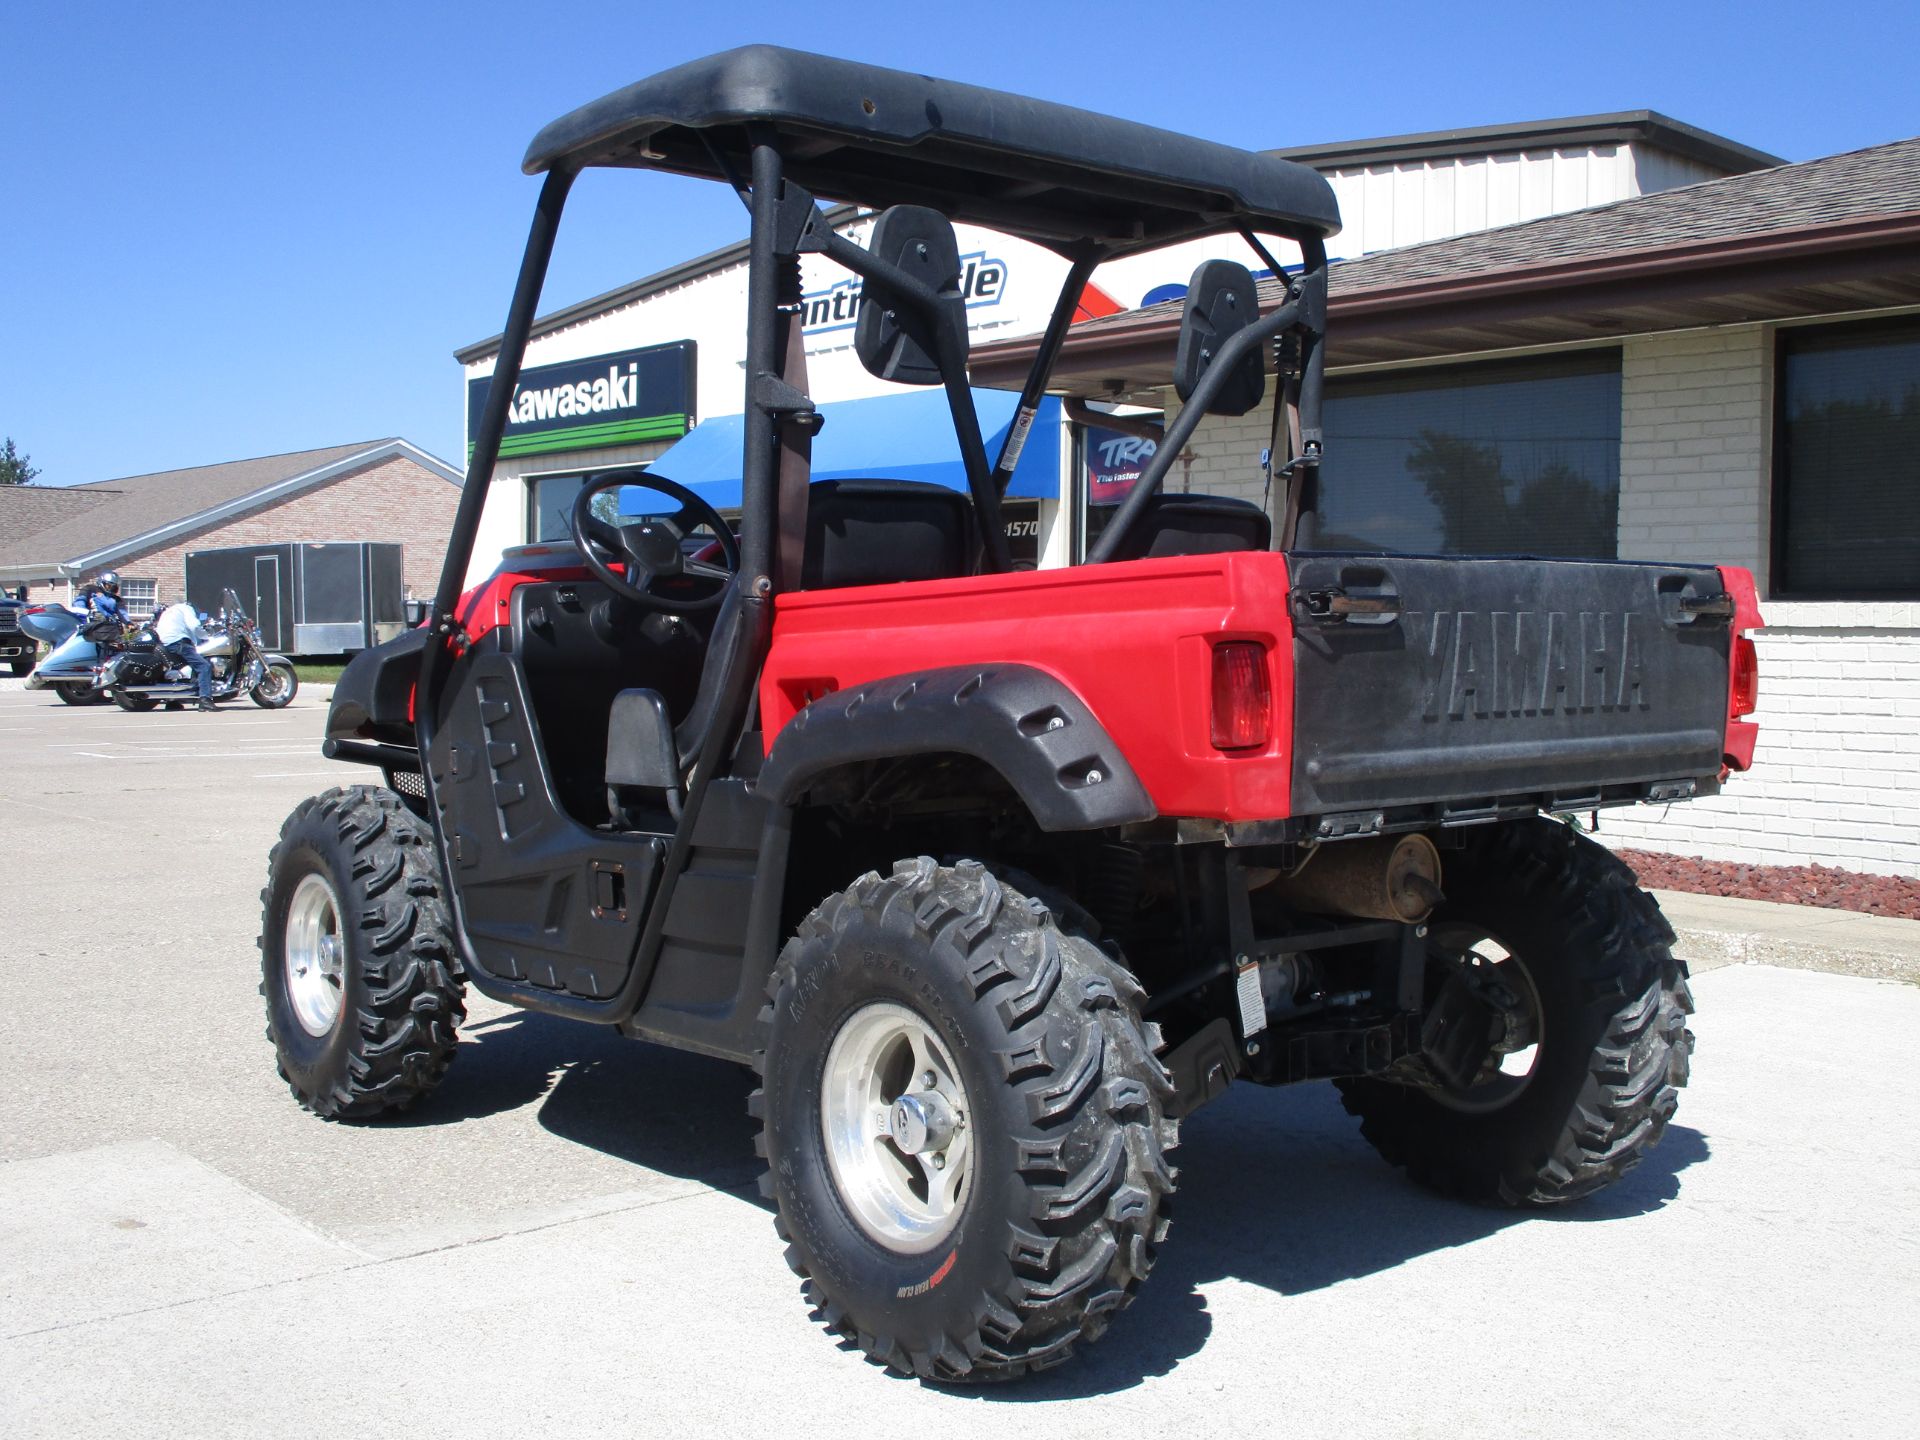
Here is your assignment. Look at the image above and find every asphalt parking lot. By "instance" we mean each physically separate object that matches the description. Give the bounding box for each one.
[2,683,1917,1438]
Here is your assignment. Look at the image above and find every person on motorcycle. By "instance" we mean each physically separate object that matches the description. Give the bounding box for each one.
[153,599,215,712]
[78,571,127,621]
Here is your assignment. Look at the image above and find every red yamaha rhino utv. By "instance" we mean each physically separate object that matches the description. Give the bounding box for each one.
[261,47,1763,1380]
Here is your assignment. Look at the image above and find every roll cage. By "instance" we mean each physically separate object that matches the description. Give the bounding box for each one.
[422,44,1340,874]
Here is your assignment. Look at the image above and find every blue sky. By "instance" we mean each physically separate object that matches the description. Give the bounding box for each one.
[5,0,1916,486]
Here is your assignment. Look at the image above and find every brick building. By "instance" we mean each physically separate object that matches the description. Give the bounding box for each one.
[973,136,1920,878]
[0,439,462,624]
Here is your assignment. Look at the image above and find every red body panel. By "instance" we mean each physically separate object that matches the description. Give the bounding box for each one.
[441,548,1763,823]
[1718,564,1765,772]
[761,552,1298,823]
[456,546,597,641]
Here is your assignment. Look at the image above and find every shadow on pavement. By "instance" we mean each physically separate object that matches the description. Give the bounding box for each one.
[975,1085,1708,1401]
[406,1010,1708,1396]
[390,1010,761,1194]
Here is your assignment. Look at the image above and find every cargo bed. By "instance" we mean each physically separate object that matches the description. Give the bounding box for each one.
[1286,552,1743,833]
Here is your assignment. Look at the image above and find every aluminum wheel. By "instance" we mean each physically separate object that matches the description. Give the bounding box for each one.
[1428,926,1544,1114]
[284,872,346,1037]
[254,664,292,703]
[820,1001,973,1253]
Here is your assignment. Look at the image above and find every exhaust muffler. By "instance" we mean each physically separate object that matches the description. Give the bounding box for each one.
[1264,833,1443,924]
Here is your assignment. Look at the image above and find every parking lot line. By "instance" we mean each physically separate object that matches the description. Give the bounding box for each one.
[57,749,323,761]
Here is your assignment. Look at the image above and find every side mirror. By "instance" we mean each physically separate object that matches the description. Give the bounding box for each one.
[1172,259,1266,417]
[854,205,964,386]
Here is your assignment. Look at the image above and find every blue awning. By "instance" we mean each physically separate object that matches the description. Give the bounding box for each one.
[633,390,1061,511]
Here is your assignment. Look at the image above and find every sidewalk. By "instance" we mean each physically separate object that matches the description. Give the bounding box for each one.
[1654,887,1920,984]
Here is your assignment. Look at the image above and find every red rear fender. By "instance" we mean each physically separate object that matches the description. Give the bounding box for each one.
[761,552,1297,824]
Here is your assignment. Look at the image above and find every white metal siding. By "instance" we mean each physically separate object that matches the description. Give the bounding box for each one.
[1322,140,1719,258]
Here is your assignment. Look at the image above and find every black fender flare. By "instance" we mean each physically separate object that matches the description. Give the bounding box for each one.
[754,663,1155,831]
[326,627,429,748]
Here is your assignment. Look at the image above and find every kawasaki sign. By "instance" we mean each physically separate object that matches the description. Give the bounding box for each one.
[466,341,696,461]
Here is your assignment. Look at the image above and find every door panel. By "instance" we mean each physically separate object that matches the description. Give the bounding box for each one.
[253,556,282,650]
[429,650,661,1000]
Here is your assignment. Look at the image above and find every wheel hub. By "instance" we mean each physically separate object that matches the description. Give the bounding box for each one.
[889,1090,956,1155]
[1425,930,1545,1112]
[284,872,345,1037]
[820,1001,973,1252]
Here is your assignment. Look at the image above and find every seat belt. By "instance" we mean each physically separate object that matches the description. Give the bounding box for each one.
[773,257,812,592]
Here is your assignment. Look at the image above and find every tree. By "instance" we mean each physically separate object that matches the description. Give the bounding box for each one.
[1405,430,1513,553]
[1510,462,1618,556]
[1405,430,1616,557]
[0,438,39,486]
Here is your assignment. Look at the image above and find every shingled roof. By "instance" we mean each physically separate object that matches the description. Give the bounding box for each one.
[0,484,120,543]
[1336,133,1918,296]
[0,440,461,582]
[974,134,1920,386]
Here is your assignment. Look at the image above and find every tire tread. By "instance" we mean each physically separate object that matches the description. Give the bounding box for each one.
[1339,818,1693,1207]
[757,857,1177,1382]
[259,785,464,1120]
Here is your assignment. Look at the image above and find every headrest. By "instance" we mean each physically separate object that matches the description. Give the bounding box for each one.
[1107,492,1271,561]
[802,479,976,589]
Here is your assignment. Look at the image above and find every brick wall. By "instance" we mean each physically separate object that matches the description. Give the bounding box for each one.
[52,455,459,610]
[1156,393,1274,506]
[1614,327,1769,574]
[1601,625,1920,877]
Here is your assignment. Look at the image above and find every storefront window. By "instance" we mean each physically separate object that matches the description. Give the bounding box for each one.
[1303,351,1622,558]
[1076,423,1161,559]
[528,474,589,542]
[528,471,670,542]
[1774,318,1920,598]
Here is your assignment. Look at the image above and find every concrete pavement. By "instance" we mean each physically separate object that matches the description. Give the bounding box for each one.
[2,686,1917,1437]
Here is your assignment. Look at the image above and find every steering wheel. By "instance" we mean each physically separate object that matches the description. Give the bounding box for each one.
[569,471,739,614]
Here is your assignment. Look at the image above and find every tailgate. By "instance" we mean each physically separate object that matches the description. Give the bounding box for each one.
[1288,553,1733,821]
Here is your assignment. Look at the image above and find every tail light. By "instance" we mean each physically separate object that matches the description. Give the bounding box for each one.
[1731,636,1759,717]
[1210,641,1271,751]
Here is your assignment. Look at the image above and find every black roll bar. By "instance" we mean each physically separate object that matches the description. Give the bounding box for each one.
[417,165,575,757]
[989,251,1103,499]
[737,137,786,589]
[1086,249,1327,566]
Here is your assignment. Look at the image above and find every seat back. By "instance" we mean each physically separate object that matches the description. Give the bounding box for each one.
[802,479,976,589]
[509,578,710,826]
[1107,492,1271,561]
[605,583,754,830]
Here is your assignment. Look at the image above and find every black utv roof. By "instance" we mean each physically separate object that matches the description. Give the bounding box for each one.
[523,46,1341,250]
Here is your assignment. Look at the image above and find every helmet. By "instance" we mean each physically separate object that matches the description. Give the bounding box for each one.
[97,570,121,595]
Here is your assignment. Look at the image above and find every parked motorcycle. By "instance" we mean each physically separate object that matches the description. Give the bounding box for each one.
[21,605,126,705]
[97,590,298,711]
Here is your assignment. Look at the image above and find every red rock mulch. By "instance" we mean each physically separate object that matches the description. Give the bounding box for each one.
[1615,848,1920,922]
